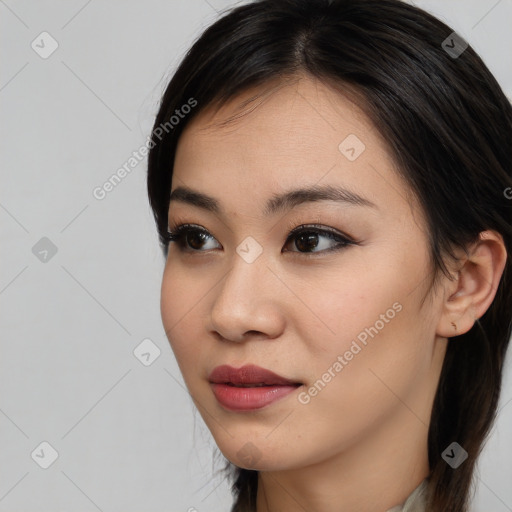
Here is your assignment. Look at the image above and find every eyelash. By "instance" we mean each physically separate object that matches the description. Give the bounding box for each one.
[164,220,358,258]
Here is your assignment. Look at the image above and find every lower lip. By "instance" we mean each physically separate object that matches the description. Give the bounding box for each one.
[210,383,300,411]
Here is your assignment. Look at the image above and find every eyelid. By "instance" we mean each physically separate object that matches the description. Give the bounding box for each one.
[166,223,221,249]
[284,221,357,244]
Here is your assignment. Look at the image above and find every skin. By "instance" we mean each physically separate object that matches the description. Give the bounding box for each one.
[160,75,507,512]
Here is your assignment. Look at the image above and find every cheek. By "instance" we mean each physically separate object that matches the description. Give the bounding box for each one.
[299,284,431,427]
[160,266,178,341]
[295,255,427,397]
[294,258,406,354]
[160,264,205,371]
[160,259,206,328]
[294,309,423,456]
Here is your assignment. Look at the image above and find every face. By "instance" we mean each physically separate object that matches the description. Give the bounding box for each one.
[161,75,448,472]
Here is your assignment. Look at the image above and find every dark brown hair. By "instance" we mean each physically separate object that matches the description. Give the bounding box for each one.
[147,1,512,510]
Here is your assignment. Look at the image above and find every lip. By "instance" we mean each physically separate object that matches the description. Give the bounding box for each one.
[209,364,300,386]
[208,364,302,411]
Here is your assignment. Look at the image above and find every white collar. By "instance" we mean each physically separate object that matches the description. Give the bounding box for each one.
[386,479,428,512]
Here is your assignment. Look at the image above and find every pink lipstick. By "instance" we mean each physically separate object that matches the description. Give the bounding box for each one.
[208,364,301,411]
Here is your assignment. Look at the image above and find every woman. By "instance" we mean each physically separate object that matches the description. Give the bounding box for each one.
[147,0,512,510]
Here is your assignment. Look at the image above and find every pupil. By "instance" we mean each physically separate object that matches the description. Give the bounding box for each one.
[188,232,207,249]
[296,232,318,252]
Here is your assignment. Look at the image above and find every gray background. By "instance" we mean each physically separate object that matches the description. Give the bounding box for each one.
[1,0,511,511]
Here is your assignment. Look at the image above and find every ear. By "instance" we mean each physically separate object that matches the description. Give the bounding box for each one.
[436,230,507,338]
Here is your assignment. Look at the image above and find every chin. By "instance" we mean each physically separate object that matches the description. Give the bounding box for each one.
[212,434,304,472]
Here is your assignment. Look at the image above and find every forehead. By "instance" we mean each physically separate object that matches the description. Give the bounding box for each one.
[179,76,379,151]
[172,75,420,224]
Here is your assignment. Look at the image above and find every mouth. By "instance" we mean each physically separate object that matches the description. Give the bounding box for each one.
[208,364,302,411]
[208,364,302,387]
[223,383,290,387]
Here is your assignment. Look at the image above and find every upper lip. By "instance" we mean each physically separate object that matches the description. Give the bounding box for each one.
[208,364,301,386]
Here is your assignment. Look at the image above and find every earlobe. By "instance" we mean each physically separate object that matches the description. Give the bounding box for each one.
[436,230,507,338]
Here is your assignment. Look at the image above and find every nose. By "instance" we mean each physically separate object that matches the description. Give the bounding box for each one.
[208,253,286,343]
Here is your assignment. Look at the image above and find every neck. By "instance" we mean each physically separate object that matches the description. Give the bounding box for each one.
[257,411,429,512]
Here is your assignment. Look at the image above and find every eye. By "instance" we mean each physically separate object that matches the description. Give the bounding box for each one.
[165,223,357,255]
[283,224,355,256]
[165,224,220,252]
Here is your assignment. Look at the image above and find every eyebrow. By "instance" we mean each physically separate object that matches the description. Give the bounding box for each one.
[168,184,378,216]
